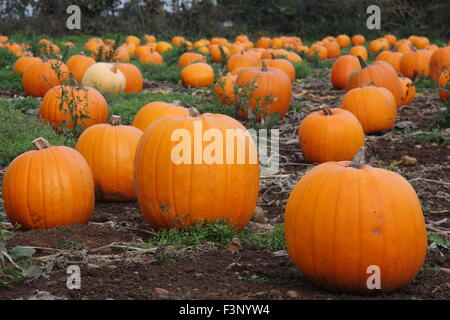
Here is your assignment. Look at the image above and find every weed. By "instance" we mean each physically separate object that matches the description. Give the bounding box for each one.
[56,240,83,250]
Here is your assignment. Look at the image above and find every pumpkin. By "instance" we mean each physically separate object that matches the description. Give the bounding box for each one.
[82,62,126,95]
[210,45,230,63]
[134,45,151,57]
[322,41,340,58]
[134,107,260,230]
[235,63,292,120]
[369,40,385,53]
[22,59,70,97]
[349,46,368,61]
[351,34,365,46]
[114,62,143,93]
[298,107,365,163]
[155,41,173,54]
[178,52,206,68]
[285,148,427,293]
[399,49,433,78]
[384,34,397,45]
[429,46,450,81]
[126,35,140,46]
[342,85,397,134]
[375,51,403,73]
[256,37,271,49]
[260,57,295,83]
[40,85,108,131]
[395,42,412,54]
[270,38,283,48]
[144,35,156,43]
[346,57,403,108]
[180,63,214,88]
[172,36,186,46]
[0,35,8,42]
[6,43,23,56]
[330,55,361,89]
[2,138,94,229]
[116,47,131,62]
[438,69,449,101]
[13,56,41,74]
[66,54,96,83]
[210,37,229,46]
[336,35,351,48]
[227,52,258,72]
[413,36,429,49]
[307,45,328,60]
[425,44,439,52]
[140,49,164,65]
[398,74,416,105]
[132,101,189,132]
[215,74,237,105]
[76,116,143,202]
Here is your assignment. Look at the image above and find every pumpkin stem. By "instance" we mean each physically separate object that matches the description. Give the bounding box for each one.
[261,61,268,72]
[321,107,333,116]
[109,115,122,126]
[348,147,367,169]
[411,71,418,84]
[357,56,367,69]
[32,137,51,150]
[111,65,118,73]
[188,107,201,117]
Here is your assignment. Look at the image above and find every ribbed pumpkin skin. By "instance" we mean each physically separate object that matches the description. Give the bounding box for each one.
[323,41,340,58]
[66,55,96,83]
[22,59,69,97]
[236,66,292,120]
[346,60,403,108]
[140,50,164,65]
[285,161,427,293]
[40,85,108,131]
[260,58,295,83]
[76,120,143,202]
[376,51,403,73]
[330,55,360,89]
[342,86,397,134]
[180,63,214,88]
[399,49,433,78]
[13,56,41,74]
[298,108,365,163]
[429,47,450,81]
[135,113,260,230]
[398,75,416,105]
[132,101,189,131]
[227,52,258,72]
[114,63,143,93]
[178,52,205,68]
[2,145,94,229]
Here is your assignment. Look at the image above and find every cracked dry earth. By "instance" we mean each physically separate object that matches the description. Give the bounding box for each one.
[0,71,449,300]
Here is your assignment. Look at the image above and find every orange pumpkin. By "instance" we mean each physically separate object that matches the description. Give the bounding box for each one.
[22,59,70,97]
[2,138,94,229]
[66,55,96,83]
[330,55,361,89]
[40,85,108,131]
[13,56,42,74]
[369,40,385,53]
[140,49,164,65]
[298,108,365,163]
[236,63,292,120]
[76,116,143,202]
[210,45,230,63]
[134,45,151,57]
[349,45,368,61]
[336,35,351,48]
[342,85,397,134]
[227,52,258,72]
[346,57,403,108]
[114,62,143,93]
[398,74,416,106]
[438,69,449,101]
[260,57,295,83]
[155,41,173,54]
[399,49,433,78]
[132,101,189,132]
[375,51,403,73]
[429,46,450,81]
[215,74,237,105]
[351,34,365,46]
[180,63,214,88]
[322,41,340,58]
[384,34,397,45]
[307,45,328,60]
[126,35,140,46]
[134,108,260,230]
[178,52,206,68]
[256,37,271,49]
[285,148,427,293]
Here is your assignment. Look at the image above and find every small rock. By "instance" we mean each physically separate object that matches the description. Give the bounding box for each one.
[87,264,100,270]
[225,238,242,254]
[400,155,417,166]
[286,290,301,299]
[194,273,202,278]
[415,145,422,149]
[273,250,289,257]
[154,288,169,296]
[252,206,266,223]
[430,143,438,147]
[106,264,117,270]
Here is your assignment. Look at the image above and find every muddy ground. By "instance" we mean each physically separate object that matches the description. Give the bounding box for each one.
[0,72,449,300]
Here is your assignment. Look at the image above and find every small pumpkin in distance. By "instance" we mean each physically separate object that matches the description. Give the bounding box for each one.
[180,62,214,88]
[375,51,403,73]
[285,148,427,293]
[227,52,258,72]
[349,46,368,61]
[330,55,361,89]
[140,49,164,65]
[2,138,95,229]
[178,52,206,68]
[132,101,189,132]
[298,107,365,163]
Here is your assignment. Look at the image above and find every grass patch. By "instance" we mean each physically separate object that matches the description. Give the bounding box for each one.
[415,78,437,92]
[0,104,70,166]
[0,48,18,69]
[293,61,312,79]
[404,129,449,146]
[5,96,40,112]
[0,69,22,91]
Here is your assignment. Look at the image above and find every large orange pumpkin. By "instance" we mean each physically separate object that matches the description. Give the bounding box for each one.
[180,63,214,88]
[260,57,295,83]
[132,101,189,132]
[285,148,427,293]
[134,108,260,230]
[114,62,143,93]
[236,63,292,120]
[2,138,95,229]
[330,55,361,89]
[429,46,450,81]
[298,108,365,163]
[40,85,109,131]
[227,52,258,72]
[346,57,403,108]
[342,85,397,134]
[13,56,42,74]
[399,49,433,78]
[66,54,96,83]
[76,116,143,202]
[22,59,70,97]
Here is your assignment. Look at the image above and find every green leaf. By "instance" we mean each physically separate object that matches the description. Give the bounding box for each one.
[429,233,450,248]
[9,246,36,260]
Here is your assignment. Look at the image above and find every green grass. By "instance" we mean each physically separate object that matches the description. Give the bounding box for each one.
[415,78,437,92]
[293,61,312,79]
[0,103,70,166]
[0,48,18,69]
[0,70,22,91]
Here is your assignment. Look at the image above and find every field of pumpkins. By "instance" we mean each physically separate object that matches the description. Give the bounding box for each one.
[0,31,449,301]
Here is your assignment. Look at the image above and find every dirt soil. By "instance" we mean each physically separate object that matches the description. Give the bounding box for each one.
[0,72,449,300]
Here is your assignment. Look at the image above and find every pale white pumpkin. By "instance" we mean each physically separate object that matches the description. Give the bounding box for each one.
[82,63,126,95]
